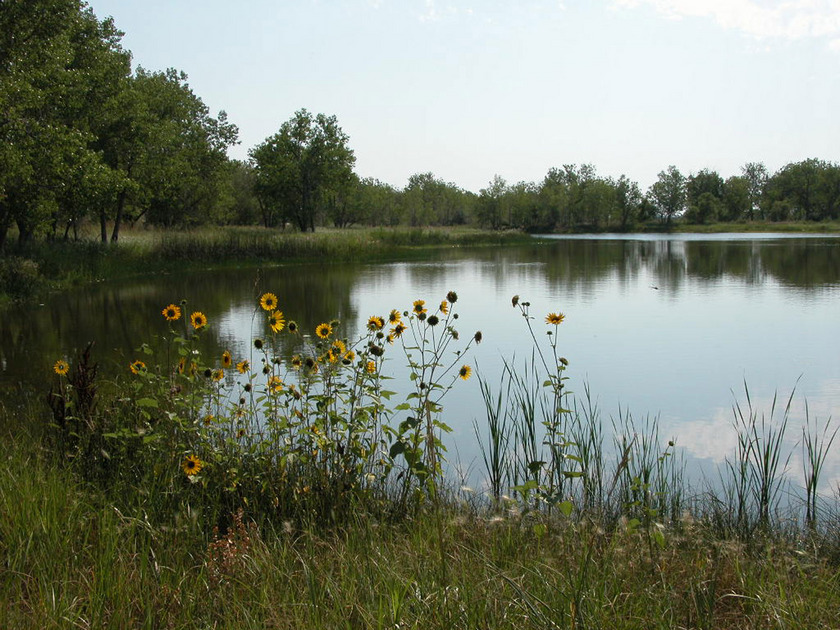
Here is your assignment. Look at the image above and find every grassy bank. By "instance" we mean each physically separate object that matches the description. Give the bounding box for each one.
[2,290,838,628]
[0,226,531,305]
[3,418,839,629]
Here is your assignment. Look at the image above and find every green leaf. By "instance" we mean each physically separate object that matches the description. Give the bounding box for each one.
[562,471,584,478]
[389,441,405,458]
[394,403,411,411]
[514,480,539,493]
[527,460,546,474]
[559,500,574,517]
[533,523,547,539]
[135,397,159,408]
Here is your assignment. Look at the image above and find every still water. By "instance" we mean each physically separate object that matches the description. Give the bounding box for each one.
[3,233,839,490]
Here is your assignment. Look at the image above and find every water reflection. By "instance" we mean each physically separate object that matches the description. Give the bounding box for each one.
[2,235,839,491]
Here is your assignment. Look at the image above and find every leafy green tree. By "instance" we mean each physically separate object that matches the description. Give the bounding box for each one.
[359,178,402,226]
[721,176,750,222]
[614,175,643,231]
[124,69,238,233]
[0,0,130,245]
[218,160,260,225]
[648,166,686,227]
[250,109,355,232]
[741,162,768,220]
[475,175,509,230]
[764,159,840,222]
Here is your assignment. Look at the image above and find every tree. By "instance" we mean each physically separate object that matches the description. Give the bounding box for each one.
[475,175,509,230]
[250,109,355,232]
[0,0,131,246]
[721,176,750,222]
[128,69,238,232]
[614,175,643,231]
[648,166,686,227]
[741,162,768,221]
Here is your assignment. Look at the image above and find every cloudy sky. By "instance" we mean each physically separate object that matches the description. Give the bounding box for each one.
[88,0,840,191]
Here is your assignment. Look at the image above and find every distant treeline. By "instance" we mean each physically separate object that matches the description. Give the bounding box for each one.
[2,1,839,247]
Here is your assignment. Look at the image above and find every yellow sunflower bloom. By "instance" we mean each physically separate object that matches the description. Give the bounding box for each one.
[412,299,427,315]
[366,360,376,374]
[439,301,449,315]
[388,309,401,324]
[162,304,181,321]
[182,454,203,476]
[236,359,250,374]
[367,315,385,331]
[212,369,224,382]
[458,365,472,381]
[190,311,207,330]
[315,322,332,339]
[221,350,233,369]
[291,355,302,370]
[269,310,286,333]
[545,312,565,325]
[177,356,187,374]
[53,359,69,376]
[129,360,146,375]
[268,375,283,393]
[392,322,407,338]
[260,292,278,311]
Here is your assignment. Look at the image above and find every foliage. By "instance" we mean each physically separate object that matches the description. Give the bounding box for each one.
[44,289,477,526]
[250,109,355,232]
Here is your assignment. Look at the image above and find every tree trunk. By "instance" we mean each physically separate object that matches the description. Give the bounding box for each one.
[111,188,127,243]
[99,210,108,243]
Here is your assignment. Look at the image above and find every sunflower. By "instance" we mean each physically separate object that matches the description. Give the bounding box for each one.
[388,309,401,324]
[236,359,250,374]
[392,322,407,338]
[446,290,458,304]
[367,315,385,331]
[343,350,355,363]
[291,355,302,370]
[260,292,278,311]
[427,315,439,326]
[412,299,427,315]
[332,339,346,355]
[458,365,472,381]
[182,455,203,476]
[221,350,233,369]
[129,360,146,375]
[53,359,69,376]
[212,369,224,382]
[439,301,449,315]
[162,304,181,321]
[545,312,565,325]
[269,310,286,333]
[287,320,298,333]
[268,375,283,393]
[190,311,207,330]
[177,356,187,374]
[366,360,376,374]
[315,322,332,339]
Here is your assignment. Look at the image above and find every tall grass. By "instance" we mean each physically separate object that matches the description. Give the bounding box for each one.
[3,289,840,627]
[0,226,532,302]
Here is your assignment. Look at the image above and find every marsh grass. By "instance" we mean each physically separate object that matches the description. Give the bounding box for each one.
[3,290,840,627]
[0,226,531,302]
[3,427,839,629]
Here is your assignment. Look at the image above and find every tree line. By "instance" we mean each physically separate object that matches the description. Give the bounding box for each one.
[3,1,840,246]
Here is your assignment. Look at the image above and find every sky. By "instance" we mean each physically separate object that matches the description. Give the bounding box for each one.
[87,0,840,192]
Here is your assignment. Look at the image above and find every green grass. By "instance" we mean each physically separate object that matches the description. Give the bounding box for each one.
[0,225,532,304]
[2,426,839,629]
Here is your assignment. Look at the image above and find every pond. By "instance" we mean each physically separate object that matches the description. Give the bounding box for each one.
[3,233,839,492]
